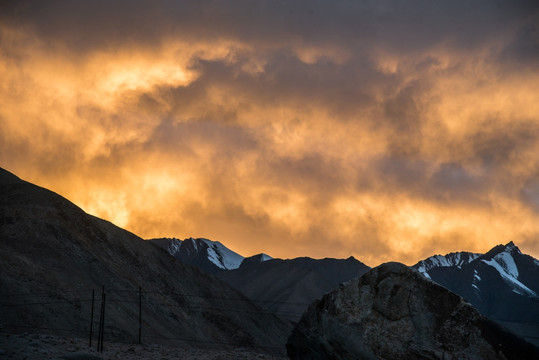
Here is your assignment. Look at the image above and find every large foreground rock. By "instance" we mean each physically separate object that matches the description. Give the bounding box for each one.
[287,262,539,360]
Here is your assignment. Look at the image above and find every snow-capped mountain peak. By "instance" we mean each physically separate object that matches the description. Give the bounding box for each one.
[148,237,246,273]
[146,237,183,256]
[200,238,244,270]
[414,251,481,278]
[412,241,539,346]
[504,241,521,253]
[480,242,536,297]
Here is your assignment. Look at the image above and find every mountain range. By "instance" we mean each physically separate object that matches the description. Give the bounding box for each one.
[1,166,538,354]
[150,226,539,348]
[150,229,539,348]
[149,238,370,321]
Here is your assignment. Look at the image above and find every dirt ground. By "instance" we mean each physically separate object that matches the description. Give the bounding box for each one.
[0,333,288,360]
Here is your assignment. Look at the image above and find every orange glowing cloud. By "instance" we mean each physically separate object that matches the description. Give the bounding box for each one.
[1,1,539,266]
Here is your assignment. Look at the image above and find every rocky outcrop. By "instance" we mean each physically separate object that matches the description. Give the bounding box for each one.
[287,262,539,360]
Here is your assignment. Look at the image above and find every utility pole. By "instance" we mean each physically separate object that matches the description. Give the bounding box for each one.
[97,285,106,352]
[89,289,95,347]
[138,286,142,345]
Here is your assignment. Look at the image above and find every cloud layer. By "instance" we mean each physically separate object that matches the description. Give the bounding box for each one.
[1,0,539,265]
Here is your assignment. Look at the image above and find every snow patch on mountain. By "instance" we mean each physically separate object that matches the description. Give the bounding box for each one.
[147,237,183,257]
[200,239,244,270]
[488,251,519,278]
[482,252,536,297]
[474,270,481,281]
[259,253,272,262]
[165,238,182,255]
[149,237,245,272]
[415,252,481,276]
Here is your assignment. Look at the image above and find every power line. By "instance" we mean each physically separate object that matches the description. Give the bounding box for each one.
[0,300,92,307]
[2,325,88,334]
[0,290,92,298]
[0,286,303,355]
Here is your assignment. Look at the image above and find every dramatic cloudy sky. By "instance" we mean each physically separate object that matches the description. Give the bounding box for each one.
[1,1,538,265]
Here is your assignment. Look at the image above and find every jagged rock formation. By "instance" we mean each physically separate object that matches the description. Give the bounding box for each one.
[0,168,290,353]
[414,251,481,276]
[287,262,539,360]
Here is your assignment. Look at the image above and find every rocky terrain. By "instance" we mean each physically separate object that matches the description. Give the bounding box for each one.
[0,333,286,360]
[0,168,290,354]
[287,262,539,359]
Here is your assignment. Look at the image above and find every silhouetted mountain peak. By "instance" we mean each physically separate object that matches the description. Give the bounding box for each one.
[0,168,22,184]
[149,236,244,273]
[481,241,521,262]
[413,251,481,278]
[239,253,272,268]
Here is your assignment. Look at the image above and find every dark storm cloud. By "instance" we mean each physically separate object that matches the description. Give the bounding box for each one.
[521,179,539,213]
[428,163,486,203]
[4,0,538,56]
[468,121,539,169]
[260,152,350,197]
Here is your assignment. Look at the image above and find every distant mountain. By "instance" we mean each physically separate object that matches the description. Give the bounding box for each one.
[414,251,481,278]
[239,253,273,268]
[413,242,539,347]
[147,237,182,256]
[217,256,370,321]
[148,237,248,274]
[0,168,290,351]
[287,262,539,359]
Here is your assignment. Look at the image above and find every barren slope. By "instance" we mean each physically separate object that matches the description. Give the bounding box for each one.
[0,168,290,353]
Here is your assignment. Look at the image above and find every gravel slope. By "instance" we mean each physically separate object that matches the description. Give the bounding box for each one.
[0,333,287,360]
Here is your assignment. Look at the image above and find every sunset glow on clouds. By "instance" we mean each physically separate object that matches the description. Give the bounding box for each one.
[1,1,539,265]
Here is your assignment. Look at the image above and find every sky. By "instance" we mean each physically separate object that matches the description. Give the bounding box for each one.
[1,1,539,266]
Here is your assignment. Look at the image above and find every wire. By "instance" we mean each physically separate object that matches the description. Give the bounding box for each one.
[1,300,92,307]
[2,325,88,334]
[0,290,93,298]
